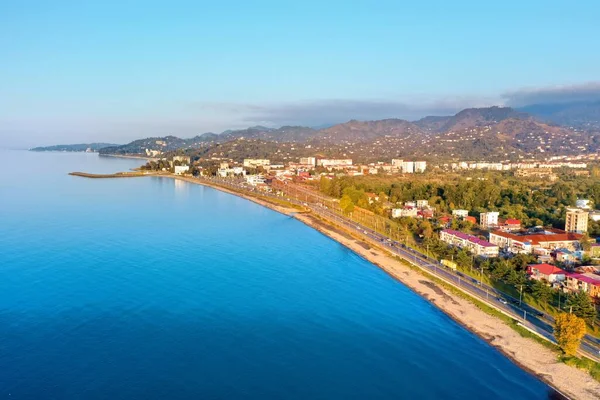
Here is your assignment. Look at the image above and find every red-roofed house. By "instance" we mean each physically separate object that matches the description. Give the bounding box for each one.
[464,216,477,224]
[527,264,566,283]
[498,218,521,232]
[489,230,583,254]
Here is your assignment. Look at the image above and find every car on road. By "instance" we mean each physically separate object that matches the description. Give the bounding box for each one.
[497,298,508,305]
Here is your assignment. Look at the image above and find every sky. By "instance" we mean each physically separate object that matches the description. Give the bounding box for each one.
[1,0,600,148]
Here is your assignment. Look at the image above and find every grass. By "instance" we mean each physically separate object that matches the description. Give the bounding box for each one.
[561,356,600,381]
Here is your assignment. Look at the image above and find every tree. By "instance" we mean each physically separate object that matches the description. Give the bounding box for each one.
[566,291,597,324]
[530,280,552,305]
[340,194,354,214]
[554,313,586,356]
[579,232,592,252]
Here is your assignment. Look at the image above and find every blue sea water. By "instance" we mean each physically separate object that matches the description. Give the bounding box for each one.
[0,150,555,399]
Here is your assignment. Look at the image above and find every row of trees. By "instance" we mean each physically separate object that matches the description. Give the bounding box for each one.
[318,174,600,228]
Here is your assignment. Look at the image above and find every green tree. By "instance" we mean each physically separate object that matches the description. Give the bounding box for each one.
[340,194,354,215]
[530,280,552,305]
[554,313,586,356]
[566,291,597,324]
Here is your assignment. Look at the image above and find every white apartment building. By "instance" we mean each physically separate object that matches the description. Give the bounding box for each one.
[452,209,469,218]
[416,200,429,208]
[317,159,353,168]
[246,174,266,186]
[392,159,403,168]
[174,165,190,175]
[401,161,415,173]
[299,157,316,167]
[480,211,499,229]
[392,207,418,218]
[414,161,427,173]
[243,159,271,168]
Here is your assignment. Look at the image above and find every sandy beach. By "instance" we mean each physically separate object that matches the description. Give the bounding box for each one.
[79,172,600,399]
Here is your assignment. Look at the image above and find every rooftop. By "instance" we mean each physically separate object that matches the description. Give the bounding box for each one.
[490,229,583,245]
[527,263,566,276]
[442,229,497,248]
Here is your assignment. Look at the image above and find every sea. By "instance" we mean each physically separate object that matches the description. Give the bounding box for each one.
[0,149,557,399]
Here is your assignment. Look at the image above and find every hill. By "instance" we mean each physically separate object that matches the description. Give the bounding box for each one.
[519,101,600,130]
[30,143,119,152]
[98,106,600,162]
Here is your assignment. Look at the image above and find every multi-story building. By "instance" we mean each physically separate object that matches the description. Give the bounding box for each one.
[243,159,271,168]
[414,161,427,173]
[565,273,600,299]
[440,229,499,257]
[174,165,190,175]
[401,161,415,173]
[565,208,588,233]
[299,157,316,167]
[317,159,353,168]
[391,159,403,168]
[391,206,418,218]
[489,229,583,254]
[416,199,429,209]
[526,263,566,283]
[452,209,469,218]
[479,212,499,229]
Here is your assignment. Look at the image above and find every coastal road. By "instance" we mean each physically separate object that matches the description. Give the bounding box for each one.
[200,176,600,361]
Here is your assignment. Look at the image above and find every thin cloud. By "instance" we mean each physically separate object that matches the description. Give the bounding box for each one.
[503,82,600,107]
[193,98,494,128]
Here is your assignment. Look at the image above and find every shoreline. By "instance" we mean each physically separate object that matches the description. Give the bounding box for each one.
[72,172,600,399]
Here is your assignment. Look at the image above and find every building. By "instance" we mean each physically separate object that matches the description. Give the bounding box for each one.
[401,161,415,173]
[498,218,521,232]
[317,159,352,168]
[416,199,429,208]
[391,159,403,168]
[243,159,271,168]
[299,157,316,167]
[452,209,469,218]
[565,208,588,233]
[489,229,583,254]
[440,229,499,257]
[527,263,566,283]
[245,174,266,186]
[479,211,499,229]
[565,273,600,299]
[414,161,427,173]
[174,165,190,175]
[391,206,418,218]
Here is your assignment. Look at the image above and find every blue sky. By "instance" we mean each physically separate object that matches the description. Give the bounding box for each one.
[2,0,600,147]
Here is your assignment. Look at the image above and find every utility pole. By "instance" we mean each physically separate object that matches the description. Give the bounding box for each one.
[519,284,523,306]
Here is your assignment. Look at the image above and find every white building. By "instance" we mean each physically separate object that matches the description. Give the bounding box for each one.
[392,159,403,168]
[565,208,588,233]
[480,211,499,229]
[416,200,429,208]
[452,209,469,218]
[243,159,271,168]
[246,174,266,186]
[414,161,427,173]
[317,159,353,168]
[174,165,190,175]
[440,229,499,257]
[392,207,418,218]
[401,161,415,173]
[299,157,316,167]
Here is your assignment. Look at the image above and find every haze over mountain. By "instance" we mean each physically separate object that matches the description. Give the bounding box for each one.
[91,106,600,162]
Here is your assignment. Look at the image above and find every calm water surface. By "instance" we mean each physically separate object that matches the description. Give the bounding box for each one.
[0,150,555,399]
